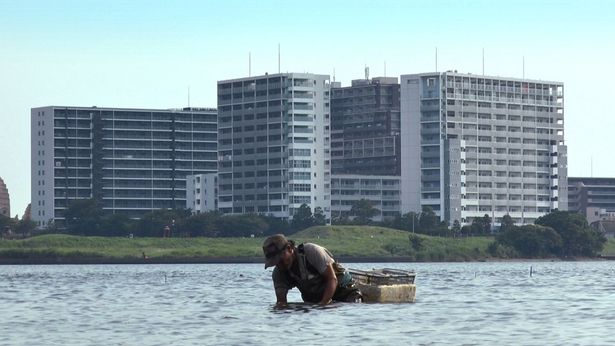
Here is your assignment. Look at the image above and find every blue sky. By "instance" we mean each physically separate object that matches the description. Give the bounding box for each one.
[1,0,614,216]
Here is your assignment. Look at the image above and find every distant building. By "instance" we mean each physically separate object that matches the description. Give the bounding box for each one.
[186,173,218,214]
[31,106,218,228]
[400,72,567,226]
[0,177,9,217]
[590,219,615,239]
[330,77,401,175]
[330,175,401,222]
[23,203,31,221]
[217,73,331,220]
[568,177,615,224]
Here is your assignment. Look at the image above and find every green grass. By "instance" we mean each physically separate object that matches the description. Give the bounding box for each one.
[601,239,615,256]
[0,234,264,261]
[290,225,494,261]
[11,226,613,262]
[0,226,502,263]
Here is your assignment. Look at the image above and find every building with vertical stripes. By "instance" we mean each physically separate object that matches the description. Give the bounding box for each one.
[217,73,331,220]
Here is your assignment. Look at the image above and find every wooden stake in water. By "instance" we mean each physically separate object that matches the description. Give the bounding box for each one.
[530,266,533,277]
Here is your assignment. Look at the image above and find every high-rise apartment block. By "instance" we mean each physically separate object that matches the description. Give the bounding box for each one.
[329,76,401,221]
[31,106,217,227]
[400,72,567,226]
[330,77,401,175]
[217,73,331,220]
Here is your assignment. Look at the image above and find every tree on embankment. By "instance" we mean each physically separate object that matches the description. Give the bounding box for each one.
[349,199,379,225]
[494,211,606,257]
[535,211,606,257]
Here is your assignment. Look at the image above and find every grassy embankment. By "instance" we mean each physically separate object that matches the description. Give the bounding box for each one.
[600,239,615,256]
[1,225,613,264]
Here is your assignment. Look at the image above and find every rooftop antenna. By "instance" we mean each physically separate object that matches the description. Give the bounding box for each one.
[384,61,387,77]
[435,47,438,72]
[249,52,251,77]
[365,65,369,80]
[278,43,280,74]
[523,56,525,79]
[591,156,594,177]
[482,48,485,76]
[333,68,336,83]
[188,86,190,108]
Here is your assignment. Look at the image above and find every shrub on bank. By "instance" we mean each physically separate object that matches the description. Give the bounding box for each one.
[495,211,607,258]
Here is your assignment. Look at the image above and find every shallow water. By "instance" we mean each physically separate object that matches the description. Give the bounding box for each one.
[1,261,614,345]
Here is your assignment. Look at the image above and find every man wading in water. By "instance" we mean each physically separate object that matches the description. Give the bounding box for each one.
[263,234,362,305]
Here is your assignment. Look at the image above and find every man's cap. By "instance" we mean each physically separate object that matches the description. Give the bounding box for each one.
[262,234,288,269]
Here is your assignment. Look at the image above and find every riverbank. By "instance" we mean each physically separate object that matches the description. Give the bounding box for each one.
[1,225,612,265]
[0,255,434,265]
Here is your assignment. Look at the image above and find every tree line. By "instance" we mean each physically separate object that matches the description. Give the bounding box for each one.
[17,198,608,258]
[44,199,326,238]
[43,198,478,238]
[1,213,37,239]
[335,199,494,237]
[491,211,606,258]
[4,198,492,239]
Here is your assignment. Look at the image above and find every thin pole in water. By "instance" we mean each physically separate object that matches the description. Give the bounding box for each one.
[530,266,533,277]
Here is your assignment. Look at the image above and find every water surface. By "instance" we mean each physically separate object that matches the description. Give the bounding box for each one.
[1,261,613,345]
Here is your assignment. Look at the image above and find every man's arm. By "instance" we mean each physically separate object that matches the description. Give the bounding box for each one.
[275,288,288,306]
[318,263,338,305]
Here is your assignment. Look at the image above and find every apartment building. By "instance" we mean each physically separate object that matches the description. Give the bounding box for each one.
[31,106,217,227]
[217,73,331,220]
[330,77,401,175]
[330,175,401,222]
[186,173,218,214]
[568,177,615,224]
[400,72,567,226]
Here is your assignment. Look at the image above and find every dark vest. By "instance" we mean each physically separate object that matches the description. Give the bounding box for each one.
[284,244,346,303]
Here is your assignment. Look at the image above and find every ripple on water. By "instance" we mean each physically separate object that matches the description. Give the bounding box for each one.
[2,262,615,345]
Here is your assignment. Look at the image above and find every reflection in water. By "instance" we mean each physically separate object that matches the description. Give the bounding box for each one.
[1,262,615,345]
[270,302,342,314]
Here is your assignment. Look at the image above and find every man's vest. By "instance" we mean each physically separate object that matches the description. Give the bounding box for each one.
[286,244,350,302]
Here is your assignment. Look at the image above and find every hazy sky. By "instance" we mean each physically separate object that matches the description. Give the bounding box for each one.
[1,0,614,216]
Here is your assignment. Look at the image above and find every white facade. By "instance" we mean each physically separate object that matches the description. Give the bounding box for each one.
[400,77,423,215]
[400,72,567,226]
[32,108,60,227]
[217,73,331,220]
[186,173,218,214]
